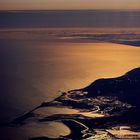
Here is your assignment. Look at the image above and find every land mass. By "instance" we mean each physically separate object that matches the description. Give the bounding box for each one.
[10,67,140,140]
[0,28,140,47]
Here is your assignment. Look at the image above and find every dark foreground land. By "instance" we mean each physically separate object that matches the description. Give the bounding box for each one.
[5,67,140,139]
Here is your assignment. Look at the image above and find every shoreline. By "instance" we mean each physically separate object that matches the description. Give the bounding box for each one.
[0,28,140,47]
[7,67,140,140]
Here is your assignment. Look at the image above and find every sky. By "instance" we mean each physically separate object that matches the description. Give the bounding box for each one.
[0,0,140,10]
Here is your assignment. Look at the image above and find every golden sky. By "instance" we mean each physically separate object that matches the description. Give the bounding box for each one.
[0,0,140,10]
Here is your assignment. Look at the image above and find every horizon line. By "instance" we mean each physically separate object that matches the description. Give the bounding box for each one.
[0,9,140,11]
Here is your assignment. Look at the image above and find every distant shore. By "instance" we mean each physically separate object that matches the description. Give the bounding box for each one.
[0,27,140,47]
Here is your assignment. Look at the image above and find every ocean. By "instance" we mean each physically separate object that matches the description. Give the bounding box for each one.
[1,10,140,139]
[0,10,140,28]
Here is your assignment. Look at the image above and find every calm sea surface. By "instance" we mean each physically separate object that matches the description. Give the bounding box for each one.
[1,34,140,121]
[0,10,140,28]
[1,9,140,140]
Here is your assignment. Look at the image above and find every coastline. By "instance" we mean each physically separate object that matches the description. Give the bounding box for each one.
[8,67,140,140]
[0,27,140,47]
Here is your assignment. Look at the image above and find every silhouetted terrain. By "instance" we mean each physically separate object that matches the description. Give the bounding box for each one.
[83,67,140,107]
[7,67,140,139]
